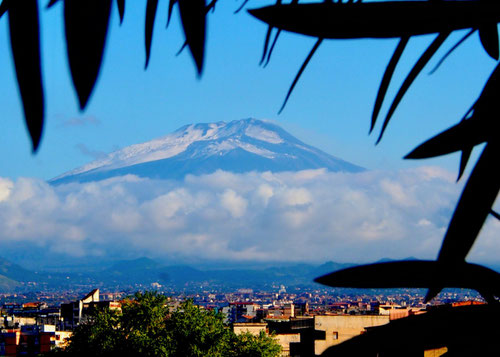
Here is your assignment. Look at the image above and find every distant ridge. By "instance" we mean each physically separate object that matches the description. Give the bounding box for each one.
[52,118,364,184]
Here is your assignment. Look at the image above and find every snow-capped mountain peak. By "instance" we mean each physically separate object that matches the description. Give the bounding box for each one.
[52,118,363,184]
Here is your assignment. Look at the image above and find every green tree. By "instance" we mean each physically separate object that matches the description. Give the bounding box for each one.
[49,292,281,357]
[164,299,232,357]
[120,291,170,357]
[63,306,121,357]
[229,331,283,357]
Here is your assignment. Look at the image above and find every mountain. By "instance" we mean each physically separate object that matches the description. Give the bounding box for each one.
[0,274,20,292]
[0,256,39,282]
[0,257,40,292]
[52,118,364,184]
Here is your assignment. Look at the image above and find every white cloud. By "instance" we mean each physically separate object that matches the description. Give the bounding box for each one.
[0,167,495,264]
[220,189,248,218]
[0,178,13,202]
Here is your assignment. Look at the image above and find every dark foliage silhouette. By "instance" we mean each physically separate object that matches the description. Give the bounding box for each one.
[64,0,112,110]
[1,0,499,355]
[0,0,211,151]
[321,303,500,356]
[7,0,44,152]
[249,0,500,355]
[145,0,159,69]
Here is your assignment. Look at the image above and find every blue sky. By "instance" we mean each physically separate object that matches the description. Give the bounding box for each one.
[0,1,498,266]
[0,0,496,179]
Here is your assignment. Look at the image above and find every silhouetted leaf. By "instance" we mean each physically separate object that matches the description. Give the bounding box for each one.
[167,0,177,27]
[264,29,281,67]
[430,29,475,74]
[145,0,159,69]
[46,0,59,8]
[321,304,500,356]
[491,210,500,221]
[178,0,206,74]
[117,0,125,24]
[437,142,500,265]
[479,24,499,60]
[405,119,485,159]
[249,2,500,39]
[457,146,472,181]
[472,61,500,118]
[64,0,112,110]
[234,0,249,14]
[176,42,187,56]
[260,26,273,66]
[377,32,449,143]
[8,0,45,152]
[176,2,216,57]
[407,60,500,161]
[0,0,7,17]
[207,0,216,13]
[279,38,323,113]
[371,36,408,133]
[315,260,500,300]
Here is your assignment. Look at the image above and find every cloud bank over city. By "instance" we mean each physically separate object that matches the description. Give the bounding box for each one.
[0,167,498,264]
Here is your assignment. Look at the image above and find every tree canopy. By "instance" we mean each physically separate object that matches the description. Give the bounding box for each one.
[49,291,281,357]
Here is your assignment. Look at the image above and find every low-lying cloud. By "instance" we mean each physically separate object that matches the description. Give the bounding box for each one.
[0,167,498,264]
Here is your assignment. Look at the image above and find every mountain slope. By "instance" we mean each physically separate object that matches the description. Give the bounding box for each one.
[52,118,364,184]
[0,256,39,282]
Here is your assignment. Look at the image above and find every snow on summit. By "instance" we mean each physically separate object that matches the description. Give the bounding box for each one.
[52,118,364,184]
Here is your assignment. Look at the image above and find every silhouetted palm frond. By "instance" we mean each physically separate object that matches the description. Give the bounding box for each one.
[64,0,112,110]
[145,0,159,69]
[321,304,500,356]
[8,0,44,152]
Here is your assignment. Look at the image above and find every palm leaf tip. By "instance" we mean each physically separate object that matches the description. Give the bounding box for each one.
[167,0,177,27]
[46,0,59,9]
[377,32,449,144]
[145,0,159,69]
[0,0,6,17]
[117,0,125,24]
[404,118,486,160]
[64,0,112,110]
[479,25,499,61]
[8,0,45,152]
[279,38,323,114]
[178,0,206,75]
[371,36,409,134]
[457,147,472,181]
